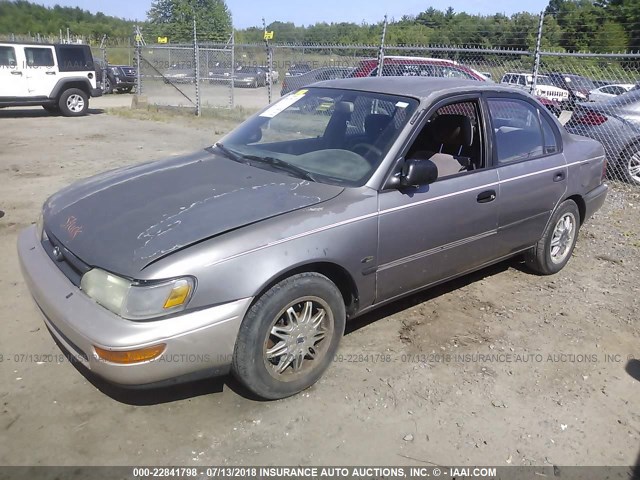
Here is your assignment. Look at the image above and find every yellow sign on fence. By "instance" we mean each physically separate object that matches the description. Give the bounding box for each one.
[263,31,274,40]
[157,36,168,44]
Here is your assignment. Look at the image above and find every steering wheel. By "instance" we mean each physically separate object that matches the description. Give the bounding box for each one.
[352,143,383,158]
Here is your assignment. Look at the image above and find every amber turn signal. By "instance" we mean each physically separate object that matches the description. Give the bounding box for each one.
[94,344,166,364]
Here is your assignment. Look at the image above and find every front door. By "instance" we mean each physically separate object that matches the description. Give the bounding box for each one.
[376,97,502,303]
[0,45,27,97]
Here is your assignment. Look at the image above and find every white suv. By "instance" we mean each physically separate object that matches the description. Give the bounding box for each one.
[0,42,102,116]
[501,72,569,114]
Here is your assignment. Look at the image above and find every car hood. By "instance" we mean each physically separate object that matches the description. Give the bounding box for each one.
[43,149,344,277]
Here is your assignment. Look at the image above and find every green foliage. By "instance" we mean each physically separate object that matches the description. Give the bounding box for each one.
[146,0,232,43]
[0,0,136,43]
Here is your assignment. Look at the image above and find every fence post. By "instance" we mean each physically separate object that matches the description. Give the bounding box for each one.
[229,30,235,109]
[193,17,201,117]
[134,25,143,96]
[377,14,388,76]
[531,11,545,95]
[263,18,273,105]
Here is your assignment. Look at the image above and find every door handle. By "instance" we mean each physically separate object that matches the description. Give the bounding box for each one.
[553,171,566,182]
[45,71,56,75]
[10,71,22,75]
[477,190,497,203]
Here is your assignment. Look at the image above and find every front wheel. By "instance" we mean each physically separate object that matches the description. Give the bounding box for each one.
[525,199,580,275]
[232,272,346,400]
[58,88,89,117]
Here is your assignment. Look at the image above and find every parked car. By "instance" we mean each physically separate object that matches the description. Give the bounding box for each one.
[500,72,569,115]
[208,65,231,84]
[546,73,598,108]
[280,66,353,95]
[348,56,489,81]
[18,77,607,400]
[588,83,635,102]
[285,63,312,77]
[0,41,101,116]
[565,88,640,185]
[94,58,136,94]
[234,66,267,88]
[163,65,195,84]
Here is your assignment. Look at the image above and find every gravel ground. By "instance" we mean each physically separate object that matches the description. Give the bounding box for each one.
[0,103,638,467]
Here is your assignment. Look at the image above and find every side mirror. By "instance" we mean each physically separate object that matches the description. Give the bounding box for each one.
[399,158,438,188]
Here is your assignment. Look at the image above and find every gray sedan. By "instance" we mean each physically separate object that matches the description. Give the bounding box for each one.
[565,88,640,185]
[18,78,607,400]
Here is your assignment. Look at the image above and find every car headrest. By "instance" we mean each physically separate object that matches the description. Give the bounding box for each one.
[430,114,474,147]
[334,101,354,114]
[365,113,392,136]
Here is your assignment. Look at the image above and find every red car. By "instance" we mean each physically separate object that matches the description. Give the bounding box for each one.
[349,56,489,81]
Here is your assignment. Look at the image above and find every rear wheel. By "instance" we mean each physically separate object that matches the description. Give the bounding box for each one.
[58,88,89,117]
[619,144,640,186]
[525,200,580,275]
[232,272,345,400]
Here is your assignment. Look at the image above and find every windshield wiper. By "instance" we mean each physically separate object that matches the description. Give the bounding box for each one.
[241,154,316,182]
[214,142,247,164]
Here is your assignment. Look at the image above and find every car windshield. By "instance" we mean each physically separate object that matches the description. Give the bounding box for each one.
[217,87,419,187]
[536,76,554,86]
[567,75,597,90]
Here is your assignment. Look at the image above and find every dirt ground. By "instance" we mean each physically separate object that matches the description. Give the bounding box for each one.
[0,100,638,468]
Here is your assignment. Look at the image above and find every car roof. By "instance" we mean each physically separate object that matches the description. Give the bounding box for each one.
[0,41,87,47]
[312,76,518,100]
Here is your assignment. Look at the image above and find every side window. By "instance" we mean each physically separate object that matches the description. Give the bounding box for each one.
[56,46,91,71]
[0,46,17,66]
[406,100,484,180]
[488,98,545,164]
[24,47,54,67]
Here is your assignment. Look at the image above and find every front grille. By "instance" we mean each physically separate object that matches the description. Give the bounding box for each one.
[42,228,91,286]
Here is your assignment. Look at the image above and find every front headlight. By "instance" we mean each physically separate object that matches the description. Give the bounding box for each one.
[80,268,194,320]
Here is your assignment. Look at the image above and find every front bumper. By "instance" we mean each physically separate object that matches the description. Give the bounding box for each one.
[583,183,608,222]
[90,87,103,98]
[113,76,136,88]
[17,226,252,386]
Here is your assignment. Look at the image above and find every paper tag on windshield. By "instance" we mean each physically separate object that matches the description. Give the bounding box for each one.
[395,101,409,108]
[260,90,308,118]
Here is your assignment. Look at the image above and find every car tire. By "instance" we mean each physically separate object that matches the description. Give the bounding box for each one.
[619,143,640,186]
[231,272,346,400]
[525,199,580,275]
[42,105,60,114]
[58,88,89,117]
[104,78,113,94]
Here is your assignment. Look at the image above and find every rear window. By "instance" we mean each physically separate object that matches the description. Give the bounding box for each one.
[55,45,93,72]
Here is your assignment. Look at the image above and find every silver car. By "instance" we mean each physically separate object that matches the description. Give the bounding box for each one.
[18,78,608,399]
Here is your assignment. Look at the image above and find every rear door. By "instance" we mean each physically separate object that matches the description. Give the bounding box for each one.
[486,96,567,253]
[0,45,27,97]
[23,45,57,97]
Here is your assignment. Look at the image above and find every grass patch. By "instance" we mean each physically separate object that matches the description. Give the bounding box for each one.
[106,104,258,130]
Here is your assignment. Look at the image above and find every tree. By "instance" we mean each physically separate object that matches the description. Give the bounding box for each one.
[146,0,232,43]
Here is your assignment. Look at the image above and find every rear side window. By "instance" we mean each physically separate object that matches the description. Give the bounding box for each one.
[488,98,546,164]
[0,46,17,66]
[24,47,54,67]
[55,45,93,71]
